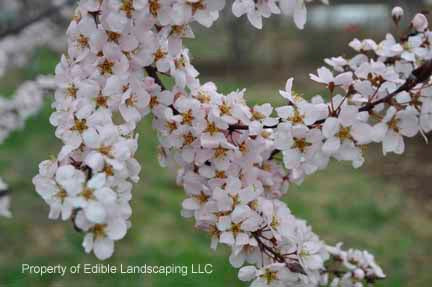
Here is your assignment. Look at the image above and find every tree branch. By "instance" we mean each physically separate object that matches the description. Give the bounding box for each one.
[252,231,306,275]
[359,59,432,112]
[0,189,10,197]
[145,66,167,90]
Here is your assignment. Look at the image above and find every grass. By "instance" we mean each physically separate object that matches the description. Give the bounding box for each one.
[0,49,431,287]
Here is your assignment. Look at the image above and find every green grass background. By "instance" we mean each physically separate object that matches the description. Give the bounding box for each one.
[0,48,431,287]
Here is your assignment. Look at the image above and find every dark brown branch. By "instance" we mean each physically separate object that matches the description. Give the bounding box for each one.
[359,59,432,112]
[0,189,10,197]
[145,66,166,90]
[71,208,83,232]
[0,0,74,39]
[252,231,306,275]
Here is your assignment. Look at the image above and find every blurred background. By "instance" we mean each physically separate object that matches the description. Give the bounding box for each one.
[0,0,432,286]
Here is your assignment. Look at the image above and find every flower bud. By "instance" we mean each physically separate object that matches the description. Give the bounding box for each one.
[238,266,257,282]
[392,6,404,24]
[412,13,429,32]
[353,268,365,280]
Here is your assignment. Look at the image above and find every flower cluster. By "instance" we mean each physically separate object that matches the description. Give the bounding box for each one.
[34,1,432,286]
[323,243,386,287]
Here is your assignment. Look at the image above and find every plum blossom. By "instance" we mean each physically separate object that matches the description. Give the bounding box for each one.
[31,2,432,287]
[75,211,128,260]
[372,106,419,155]
[309,67,353,91]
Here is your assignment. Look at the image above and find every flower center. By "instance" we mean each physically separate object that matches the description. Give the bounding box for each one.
[270,215,280,229]
[206,122,219,135]
[183,132,195,145]
[96,94,108,108]
[171,25,185,36]
[154,48,167,62]
[99,59,114,75]
[290,110,304,125]
[219,103,231,115]
[182,110,194,125]
[150,96,159,108]
[67,84,78,98]
[98,146,111,156]
[337,126,351,140]
[56,189,68,202]
[121,0,134,18]
[197,92,210,103]
[149,0,160,16]
[261,270,278,285]
[293,137,312,153]
[388,117,400,132]
[92,224,107,239]
[73,118,88,133]
[175,56,186,69]
[195,192,209,204]
[103,165,114,176]
[77,34,89,48]
[166,121,177,133]
[252,110,265,120]
[239,142,248,154]
[81,187,94,201]
[107,31,121,43]
[126,95,137,107]
[187,0,205,14]
[215,171,226,179]
[214,146,227,158]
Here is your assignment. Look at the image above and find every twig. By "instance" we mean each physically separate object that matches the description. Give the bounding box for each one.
[252,231,306,275]
[359,59,432,112]
[0,189,10,197]
[145,66,167,90]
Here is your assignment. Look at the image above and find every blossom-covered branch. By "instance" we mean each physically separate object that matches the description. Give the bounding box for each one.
[33,1,432,287]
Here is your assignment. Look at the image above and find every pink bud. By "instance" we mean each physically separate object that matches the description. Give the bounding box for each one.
[412,13,429,32]
[353,268,365,280]
[392,7,404,24]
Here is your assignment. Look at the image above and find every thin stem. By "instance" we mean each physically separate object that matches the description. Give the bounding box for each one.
[359,59,432,112]
[145,66,167,90]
